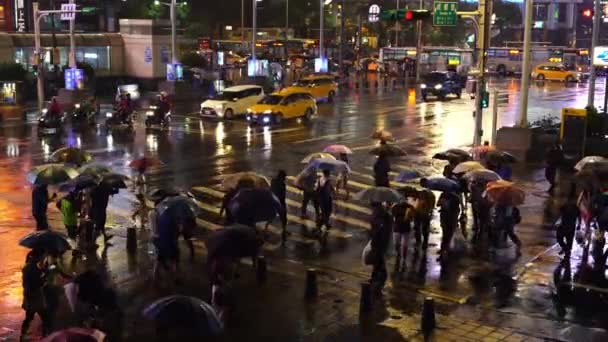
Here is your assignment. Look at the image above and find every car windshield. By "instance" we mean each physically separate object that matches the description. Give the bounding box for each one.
[423,73,447,83]
[294,79,315,86]
[213,91,240,101]
[258,95,283,105]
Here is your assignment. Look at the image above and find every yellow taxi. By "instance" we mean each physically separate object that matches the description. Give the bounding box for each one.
[531,64,581,82]
[246,89,317,125]
[288,74,337,102]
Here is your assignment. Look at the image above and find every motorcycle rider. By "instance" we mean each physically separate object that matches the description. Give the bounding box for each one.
[154,92,170,124]
[117,94,133,124]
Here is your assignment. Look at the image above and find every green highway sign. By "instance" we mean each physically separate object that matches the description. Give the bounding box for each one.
[433,1,457,26]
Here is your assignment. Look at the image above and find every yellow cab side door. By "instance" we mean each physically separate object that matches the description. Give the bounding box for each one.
[281,94,298,119]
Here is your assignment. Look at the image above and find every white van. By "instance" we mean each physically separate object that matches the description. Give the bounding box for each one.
[200,85,264,119]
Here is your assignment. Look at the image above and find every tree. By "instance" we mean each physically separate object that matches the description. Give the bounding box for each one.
[147,2,165,19]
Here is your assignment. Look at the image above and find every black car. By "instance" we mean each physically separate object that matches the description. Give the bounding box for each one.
[420,71,465,101]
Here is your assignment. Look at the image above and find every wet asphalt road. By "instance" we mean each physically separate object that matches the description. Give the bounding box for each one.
[1,76,608,341]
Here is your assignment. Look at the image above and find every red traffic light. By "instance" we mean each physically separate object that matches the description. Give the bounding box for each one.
[405,10,414,20]
[582,9,593,17]
[402,9,431,21]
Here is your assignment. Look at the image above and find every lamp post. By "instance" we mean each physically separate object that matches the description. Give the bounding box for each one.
[154,0,186,65]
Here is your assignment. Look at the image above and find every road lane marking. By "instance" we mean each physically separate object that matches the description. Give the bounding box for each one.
[243,127,303,137]
[291,133,354,144]
[349,170,410,188]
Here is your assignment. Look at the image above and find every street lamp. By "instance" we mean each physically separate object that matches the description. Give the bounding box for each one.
[153,0,187,65]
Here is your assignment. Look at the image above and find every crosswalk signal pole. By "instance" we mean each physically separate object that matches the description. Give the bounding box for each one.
[33,2,44,113]
[587,0,601,107]
[473,0,492,146]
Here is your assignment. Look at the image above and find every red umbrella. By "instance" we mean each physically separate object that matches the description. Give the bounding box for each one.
[41,328,106,342]
[128,157,162,171]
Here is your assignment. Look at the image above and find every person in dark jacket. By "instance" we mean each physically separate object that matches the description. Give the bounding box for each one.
[89,184,116,244]
[373,153,391,187]
[557,185,579,259]
[32,184,56,230]
[270,170,289,242]
[437,191,461,261]
[20,249,50,340]
[370,202,392,293]
[392,201,414,272]
[545,143,564,194]
[316,169,335,233]
[299,167,319,219]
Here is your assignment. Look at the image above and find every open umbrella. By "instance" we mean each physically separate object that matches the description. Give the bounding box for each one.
[301,152,336,164]
[142,295,222,336]
[128,157,163,171]
[41,328,106,342]
[323,144,353,155]
[78,164,112,177]
[354,187,403,203]
[446,148,471,159]
[58,174,99,192]
[397,185,420,198]
[369,144,407,157]
[486,150,517,164]
[484,180,525,206]
[148,187,182,202]
[221,172,270,191]
[370,129,394,141]
[432,151,469,163]
[453,161,485,174]
[462,169,501,183]
[470,144,495,159]
[575,156,607,171]
[156,195,202,219]
[51,147,92,166]
[100,173,129,189]
[27,164,79,185]
[394,169,420,182]
[205,224,260,260]
[420,177,461,192]
[308,158,351,173]
[19,230,71,253]
[228,188,283,224]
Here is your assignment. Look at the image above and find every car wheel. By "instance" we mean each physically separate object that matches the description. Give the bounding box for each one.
[565,76,574,83]
[328,91,335,103]
[274,113,283,124]
[536,74,545,80]
[304,108,313,121]
[224,109,234,120]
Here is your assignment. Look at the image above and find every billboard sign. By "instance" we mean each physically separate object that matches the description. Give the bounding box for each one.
[14,0,27,32]
[593,46,608,66]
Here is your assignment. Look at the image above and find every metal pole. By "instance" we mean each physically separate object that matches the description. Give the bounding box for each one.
[339,0,344,74]
[285,0,288,38]
[571,3,577,48]
[395,0,400,46]
[491,88,498,145]
[252,0,257,58]
[319,0,324,59]
[415,0,423,82]
[170,0,177,64]
[518,0,533,127]
[604,77,608,114]
[68,0,76,68]
[34,2,44,113]
[587,0,601,107]
[241,0,245,43]
[473,0,492,145]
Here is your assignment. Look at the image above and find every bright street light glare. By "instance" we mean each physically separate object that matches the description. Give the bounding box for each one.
[324,0,332,5]
[154,0,160,5]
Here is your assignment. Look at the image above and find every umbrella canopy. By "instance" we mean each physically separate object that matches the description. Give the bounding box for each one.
[446,148,471,158]
[27,164,79,185]
[78,164,112,177]
[323,144,353,155]
[394,169,420,182]
[307,158,351,173]
[41,328,106,342]
[58,174,99,192]
[486,150,517,164]
[19,230,71,253]
[301,152,336,164]
[128,157,162,171]
[228,188,283,224]
[397,185,420,198]
[148,187,182,202]
[420,177,461,193]
[370,129,394,141]
[100,173,129,189]
[484,180,525,206]
[156,195,201,219]
[453,161,485,174]
[205,224,260,260]
[51,147,92,166]
[369,144,407,157]
[462,169,501,183]
[470,144,495,159]
[354,187,403,203]
[575,156,607,171]
[221,172,270,191]
[142,295,222,336]
[432,151,470,163]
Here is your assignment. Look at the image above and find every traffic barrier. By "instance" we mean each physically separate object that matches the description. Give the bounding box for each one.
[256,255,267,283]
[126,227,137,253]
[421,297,436,335]
[305,268,318,299]
[359,281,372,313]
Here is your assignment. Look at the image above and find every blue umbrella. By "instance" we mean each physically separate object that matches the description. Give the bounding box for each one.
[228,188,283,224]
[420,177,461,192]
[307,158,351,174]
[156,195,202,219]
[395,169,420,182]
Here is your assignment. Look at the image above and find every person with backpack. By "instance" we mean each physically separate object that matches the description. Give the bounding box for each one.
[316,169,335,234]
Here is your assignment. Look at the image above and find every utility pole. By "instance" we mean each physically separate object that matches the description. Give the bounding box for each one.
[33,2,44,113]
[319,0,324,59]
[252,0,257,58]
[241,0,245,43]
[473,0,492,145]
[170,0,177,64]
[518,0,533,127]
[339,0,345,74]
[69,0,76,68]
[587,0,601,107]
[415,0,423,82]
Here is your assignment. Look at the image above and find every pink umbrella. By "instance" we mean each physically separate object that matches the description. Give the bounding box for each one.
[41,328,106,342]
[323,144,353,155]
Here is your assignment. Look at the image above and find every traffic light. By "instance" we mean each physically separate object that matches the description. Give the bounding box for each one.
[481,90,490,109]
[582,8,593,18]
[403,10,432,21]
[380,10,397,21]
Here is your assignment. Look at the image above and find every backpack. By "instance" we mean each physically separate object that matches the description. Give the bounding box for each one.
[512,207,522,225]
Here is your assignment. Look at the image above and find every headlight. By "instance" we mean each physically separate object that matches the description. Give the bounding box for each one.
[420,84,427,89]
[246,116,251,121]
[264,110,272,114]
[150,106,157,110]
[105,112,113,118]
[75,103,81,109]
[217,111,224,117]
[247,108,252,113]
[146,111,154,116]
[434,84,442,90]
[263,117,270,123]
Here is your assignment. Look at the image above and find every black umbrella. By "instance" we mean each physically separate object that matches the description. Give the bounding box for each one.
[19,230,71,253]
[205,224,260,260]
[142,295,222,336]
[228,188,283,224]
[27,164,79,185]
[100,173,129,189]
[58,174,99,192]
[147,187,182,202]
[486,150,517,164]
